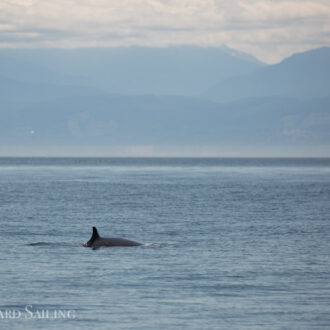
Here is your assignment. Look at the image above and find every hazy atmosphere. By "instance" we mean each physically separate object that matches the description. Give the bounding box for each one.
[1,2,330,329]
[1,0,330,156]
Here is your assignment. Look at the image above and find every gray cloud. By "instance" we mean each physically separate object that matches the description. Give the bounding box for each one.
[0,0,329,63]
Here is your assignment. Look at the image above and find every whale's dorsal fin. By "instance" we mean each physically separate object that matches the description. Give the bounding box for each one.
[92,226,100,239]
[85,226,100,247]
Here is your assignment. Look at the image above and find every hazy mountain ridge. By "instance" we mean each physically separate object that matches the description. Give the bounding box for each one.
[0,46,329,156]
[204,47,330,102]
[0,46,263,96]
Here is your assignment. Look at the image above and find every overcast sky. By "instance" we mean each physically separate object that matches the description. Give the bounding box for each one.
[1,0,329,63]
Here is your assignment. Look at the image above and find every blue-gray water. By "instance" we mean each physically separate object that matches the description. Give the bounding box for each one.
[0,158,330,329]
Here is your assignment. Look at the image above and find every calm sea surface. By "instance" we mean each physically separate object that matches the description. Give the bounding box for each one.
[0,158,329,329]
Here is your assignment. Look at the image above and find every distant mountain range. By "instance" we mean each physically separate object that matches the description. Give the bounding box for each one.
[204,47,330,102]
[0,46,263,97]
[0,46,329,156]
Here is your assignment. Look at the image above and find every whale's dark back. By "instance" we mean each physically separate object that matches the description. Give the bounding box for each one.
[92,237,141,247]
[84,227,141,248]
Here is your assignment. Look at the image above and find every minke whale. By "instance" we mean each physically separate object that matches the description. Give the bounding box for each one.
[83,227,142,248]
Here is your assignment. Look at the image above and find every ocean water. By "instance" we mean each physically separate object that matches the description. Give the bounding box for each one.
[0,157,330,329]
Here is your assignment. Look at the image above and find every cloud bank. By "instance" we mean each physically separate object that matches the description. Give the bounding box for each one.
[0,0,330,63]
